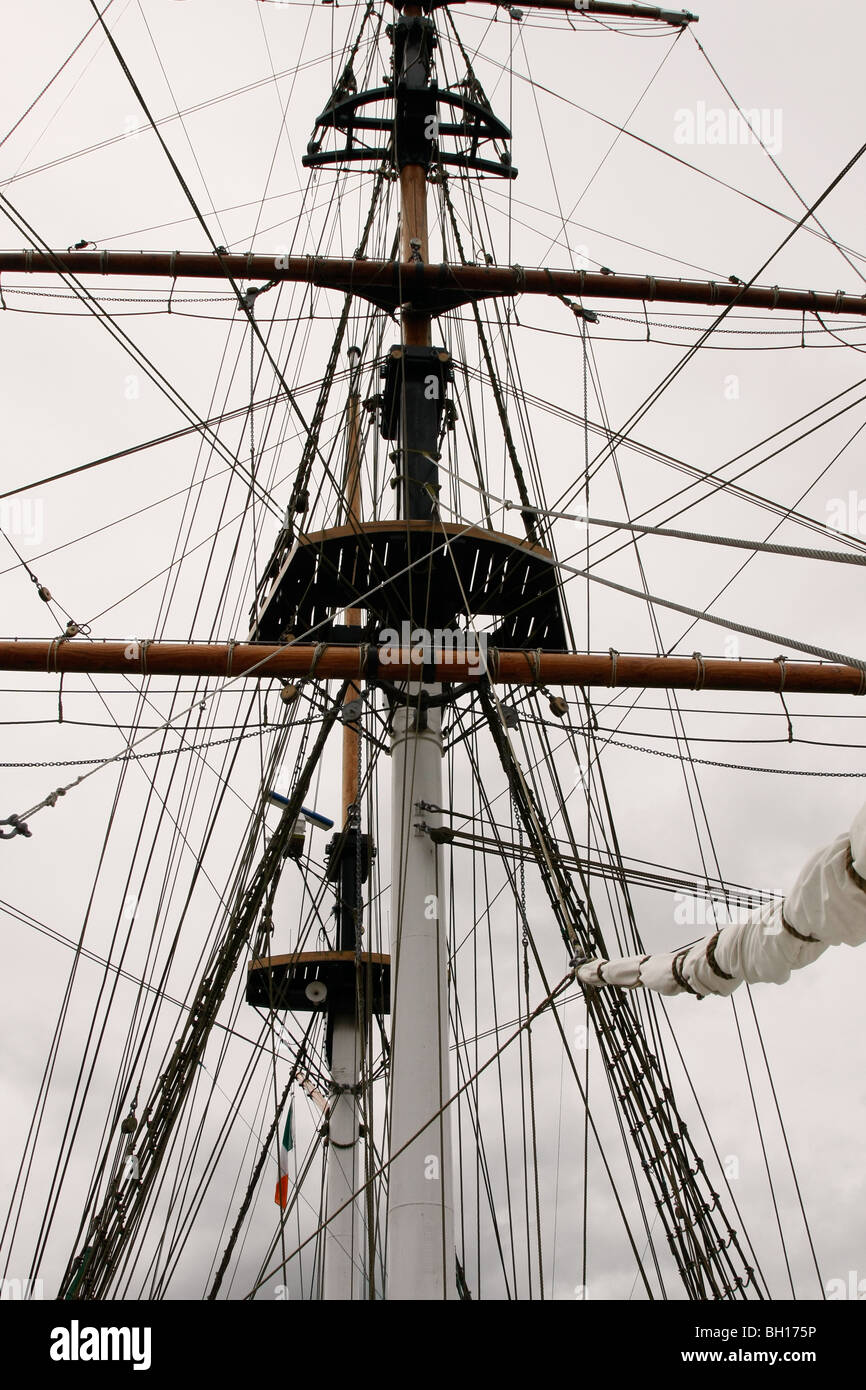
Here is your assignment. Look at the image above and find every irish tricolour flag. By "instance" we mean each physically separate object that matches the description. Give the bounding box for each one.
[274,1102,294,1208]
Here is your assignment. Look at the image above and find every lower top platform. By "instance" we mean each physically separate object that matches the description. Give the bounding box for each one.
[249,521,567,650]
[247,950,391,1014]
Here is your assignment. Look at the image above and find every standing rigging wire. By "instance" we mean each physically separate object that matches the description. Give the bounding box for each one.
[507,703,716,1295]
[544,311,834,1293]
[580,312,592,1296]
[108,685,388,1298]
[16,214,828,1289]
[113,720,330,1296]
[524,695,779,1289]
[85,0,384,508]
[516,17,684,267]
[4,672,240,1251]
[454,356,866,558]
[142,1011,297,1300]
[542,134,866,525]
[468,46,866,269]
[0,193,282,521]
[510,791,534,1296]
[0,44,362,197]
[688,31,866,293]
[245,300,268,856]
[243,965,652,1303]
[133,2,230,250]
[24,225,358,1262]
[742,984,825,1299]
[516,791,545,1296]
[0,1,118,155]
[728,995,797,1298]
[14,230,322,1273]
[566,313,835,1289]
[0,498,290,1279]
[439,174,537,540]
[446,677,664,1294]
[570,377,866,574]
[0,369,355,516]
[49,682,352,1299]
[428,466,764,1295]
[18,688,270,1285]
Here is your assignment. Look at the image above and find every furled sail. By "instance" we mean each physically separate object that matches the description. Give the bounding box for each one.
[575,803,866,998]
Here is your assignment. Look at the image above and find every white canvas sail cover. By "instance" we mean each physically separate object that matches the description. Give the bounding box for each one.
[575,801,866,998]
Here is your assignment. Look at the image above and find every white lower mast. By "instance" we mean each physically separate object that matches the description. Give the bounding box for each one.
[387,691,455,1298]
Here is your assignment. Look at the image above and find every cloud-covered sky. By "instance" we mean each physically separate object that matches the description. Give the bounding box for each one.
[2,0,866,1302]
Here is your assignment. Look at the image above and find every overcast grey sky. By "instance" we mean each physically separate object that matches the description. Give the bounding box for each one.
[2,0,866,1301]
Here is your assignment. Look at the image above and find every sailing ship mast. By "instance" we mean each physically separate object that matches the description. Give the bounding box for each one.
[4,0,866,1301]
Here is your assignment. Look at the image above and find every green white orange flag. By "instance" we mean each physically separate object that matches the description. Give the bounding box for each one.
[274,1102,294,1208]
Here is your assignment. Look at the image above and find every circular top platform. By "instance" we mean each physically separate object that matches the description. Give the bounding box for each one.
[250,520,567,650]
[247,950,391,1013]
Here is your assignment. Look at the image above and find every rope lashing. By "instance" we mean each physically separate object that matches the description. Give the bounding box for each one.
[524,648,542,684]
[608,648,620,687]
[705,932,734,981]
[671,950,704,998]
[308,642,327,679]
[845,843,866,895]
[780,909,819,945]
[692,652,706,691]
[775,655,794,742]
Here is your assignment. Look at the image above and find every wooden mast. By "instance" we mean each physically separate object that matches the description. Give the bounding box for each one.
[384,0,456,1301]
